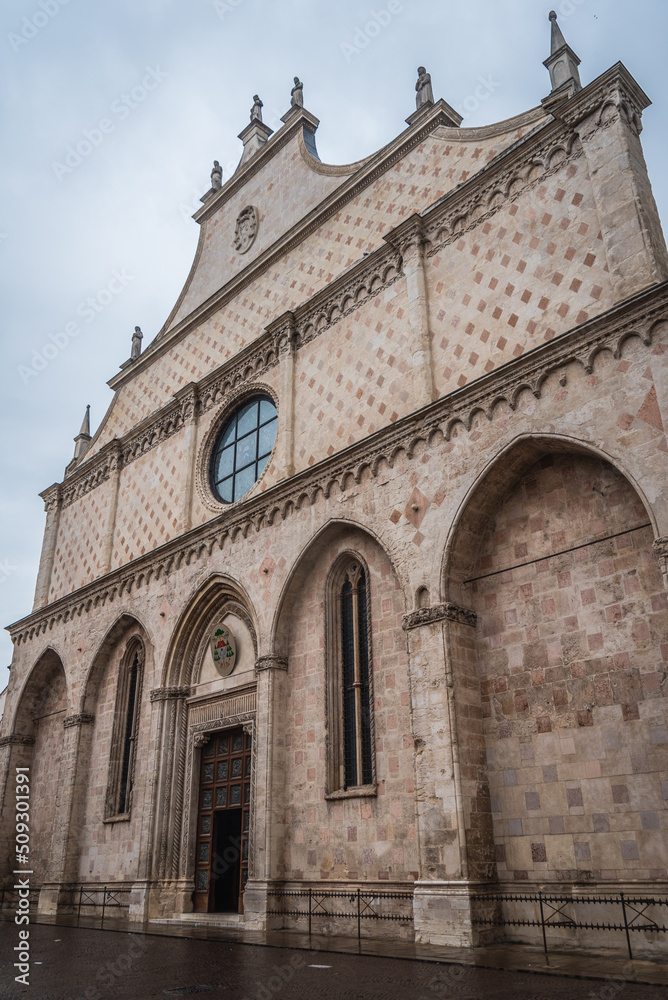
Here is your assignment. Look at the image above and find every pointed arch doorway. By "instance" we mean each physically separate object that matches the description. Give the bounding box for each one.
[193,726,252,913]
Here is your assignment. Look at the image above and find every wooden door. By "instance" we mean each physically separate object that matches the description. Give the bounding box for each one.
[193,727,251,912]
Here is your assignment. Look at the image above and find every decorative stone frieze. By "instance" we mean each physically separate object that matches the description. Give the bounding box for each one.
[63,714,95,729]
[255,655,289,672]
[403,602,477,631]
[150,686,192,703]
[0,734,35,747]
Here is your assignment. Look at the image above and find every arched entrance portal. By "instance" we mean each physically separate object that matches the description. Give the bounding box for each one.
[445,440,667,887]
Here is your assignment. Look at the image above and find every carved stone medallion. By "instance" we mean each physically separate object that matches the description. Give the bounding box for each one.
[234,205,258,253]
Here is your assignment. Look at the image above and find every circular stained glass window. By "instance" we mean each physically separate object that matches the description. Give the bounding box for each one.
[210,395,278,504]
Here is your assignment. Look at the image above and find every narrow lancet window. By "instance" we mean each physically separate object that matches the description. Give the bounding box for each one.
[339,564,373,789]
[106,640,144,819]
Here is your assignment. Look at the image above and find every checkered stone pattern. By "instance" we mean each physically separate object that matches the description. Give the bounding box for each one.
[89,119,544,456]
[429,159,613,394]
[48,482,114,602]
[294,283,414,469]
[110,435,184,569]
[468,453,668,882]
[77,645,151,882]
[283,525,418,883]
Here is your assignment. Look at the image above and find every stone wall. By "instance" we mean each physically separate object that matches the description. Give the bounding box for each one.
[466,453,668,882]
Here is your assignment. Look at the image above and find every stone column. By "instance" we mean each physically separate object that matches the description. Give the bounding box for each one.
[559,64,668,301]
[403,603,499,947]
[32,485,62,611]
[268,314,296,480]
[38,714,95,915]
[175,384,200,535]
[100,441,122,576]
[244,655,288,930]
[0,735,35,887]
[385,216,436,409]
[147,686,191,919]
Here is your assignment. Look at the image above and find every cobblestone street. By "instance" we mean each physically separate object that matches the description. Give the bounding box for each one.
[1,924,666,1000]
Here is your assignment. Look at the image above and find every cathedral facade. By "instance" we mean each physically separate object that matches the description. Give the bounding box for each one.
[2,17,667,952]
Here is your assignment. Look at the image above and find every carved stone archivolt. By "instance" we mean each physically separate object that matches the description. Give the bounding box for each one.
[234,206,259,254]
[402,602,477,631]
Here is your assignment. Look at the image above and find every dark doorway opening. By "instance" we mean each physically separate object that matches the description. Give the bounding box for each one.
[211,808,242,912]
[193,727,252,914]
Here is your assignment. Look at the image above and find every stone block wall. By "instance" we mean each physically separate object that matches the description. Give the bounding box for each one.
[466,452,668,882]
[281,525,418,883]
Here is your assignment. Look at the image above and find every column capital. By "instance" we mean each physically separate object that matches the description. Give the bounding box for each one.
[0,733,35,747]
[150,685,192,703]
[255,654,288,673]
[402,601,477,631]
[267,312,297,354]
[63,714,95,729]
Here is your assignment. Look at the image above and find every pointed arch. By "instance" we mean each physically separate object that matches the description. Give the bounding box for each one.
[441,433,657,606]
[270,517,408,658]
[162,574,259,689]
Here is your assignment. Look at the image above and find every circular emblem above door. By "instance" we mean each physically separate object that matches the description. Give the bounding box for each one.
[210,625,237,676]
[234,205,258,253]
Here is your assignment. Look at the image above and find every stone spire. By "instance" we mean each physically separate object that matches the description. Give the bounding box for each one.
[72,405,92,461]
[543,10,582,106]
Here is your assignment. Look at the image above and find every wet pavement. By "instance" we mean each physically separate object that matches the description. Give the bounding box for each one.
[1,921,667,1000]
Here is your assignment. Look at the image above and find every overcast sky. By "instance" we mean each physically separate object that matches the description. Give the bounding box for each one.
[1,0,667,686]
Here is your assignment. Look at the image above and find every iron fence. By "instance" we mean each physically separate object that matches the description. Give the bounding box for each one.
[75,885,131,922]
[267,887,413,942]
[0,885,40,910]
[470,890,668,960]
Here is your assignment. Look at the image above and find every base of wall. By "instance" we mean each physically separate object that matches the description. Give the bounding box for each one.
[413,880,502,947]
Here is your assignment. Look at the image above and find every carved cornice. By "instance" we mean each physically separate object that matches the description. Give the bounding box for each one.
[255,655,289,672]
[403,602,477,631]
[39,483,62,514]
[10,280,668,646]
[0,734,35,747]
[555,61,649,138]
[150,686,193,703]
[63,714,95,728]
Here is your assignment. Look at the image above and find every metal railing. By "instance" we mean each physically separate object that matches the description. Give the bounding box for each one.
[267,887,413,942]
[0,885,40,910]
[470,890,668,960]
[75,885,131,922]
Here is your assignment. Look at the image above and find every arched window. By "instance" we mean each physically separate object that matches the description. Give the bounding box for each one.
[105,639,144,819]
[327,557,375,795]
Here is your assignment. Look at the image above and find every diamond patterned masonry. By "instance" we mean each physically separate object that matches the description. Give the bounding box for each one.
[2,18,668,958]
